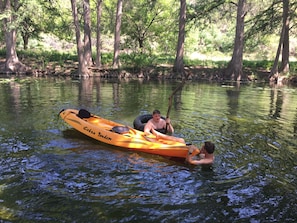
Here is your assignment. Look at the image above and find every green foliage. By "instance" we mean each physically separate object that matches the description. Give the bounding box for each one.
[184,58,228,68]
[100,52,114,65]
[243,60,274,71]
[186,25,234,55]
[187,0,231,25]
[18,49,76,62]
[121,53,157,68]
[39,1,73,41]
[245,0,283,38]
[96,0,117,35]
[244,34,279,60]
[17,0,44,36]
[121,0,178,53]
[1,0,297,79]
[0,49,5,57]
[155,54,175,65]
[288,61,297,75]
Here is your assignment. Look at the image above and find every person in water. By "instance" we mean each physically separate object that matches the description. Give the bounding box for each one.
[186,141,215,165]
[144,109,174,134]
[144,109,185,143]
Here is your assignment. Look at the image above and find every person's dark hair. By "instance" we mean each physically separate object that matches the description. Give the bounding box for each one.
[152,109,161,115]
[204,141,215,154]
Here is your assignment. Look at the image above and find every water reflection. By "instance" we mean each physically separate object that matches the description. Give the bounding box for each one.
[294,112,297,136]
[270,88,283,119]
[0,77,297,222]
[226,86,240,117]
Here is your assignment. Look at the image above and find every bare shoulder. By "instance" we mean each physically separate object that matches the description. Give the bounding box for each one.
[146,118,154,124]
[160,118,167,126]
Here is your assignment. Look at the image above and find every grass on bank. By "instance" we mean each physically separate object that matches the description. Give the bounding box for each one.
[0,49,296,77]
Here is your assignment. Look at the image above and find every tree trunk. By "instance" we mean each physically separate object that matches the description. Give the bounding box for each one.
[112,0,123,69]
[3,0,27,73]
[279,0,289,74]
[270,21,284,79]
[22,34,29,50]
[139,38,144,49]
[173,0,186,75]
[83,0,93,66]
[224,0,246,81]
[71,0,89,77]
[95,0,103,67]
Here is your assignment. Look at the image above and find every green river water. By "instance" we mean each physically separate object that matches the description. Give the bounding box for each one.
[0,77,296,222]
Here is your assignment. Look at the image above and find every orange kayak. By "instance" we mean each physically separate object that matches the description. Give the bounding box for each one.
[59,109,189,158]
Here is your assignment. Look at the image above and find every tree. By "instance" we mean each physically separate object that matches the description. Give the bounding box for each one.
[223,0,247,81]
[95,0,103,67]
[83,0,93,66]
[18,0,45,50]
[173,0,186,75]
[270,0,290,81]
[70,0,89,77]
[112,0,123,69]
[279,0,290,74]
[122,0,176,53]
[244,0,296,81]
[2,0,28,73]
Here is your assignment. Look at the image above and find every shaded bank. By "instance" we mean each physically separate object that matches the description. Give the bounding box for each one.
[1,57,296,84]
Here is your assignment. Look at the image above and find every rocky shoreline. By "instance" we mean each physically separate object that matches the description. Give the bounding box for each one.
[1,57,296,84]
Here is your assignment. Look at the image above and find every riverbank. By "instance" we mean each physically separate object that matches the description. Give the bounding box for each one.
[1,56,296,84]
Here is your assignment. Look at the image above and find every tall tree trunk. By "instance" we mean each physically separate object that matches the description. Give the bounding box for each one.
[270,0,290,82]
[270,20,285,79]
[71,0,89,77]
[279,0,289,74]
[95,0,103,67]
[112,0,123,69]
[83,0,93,66]
[173,0,186,75]
[3,0,27,73]
[224,0,246,81]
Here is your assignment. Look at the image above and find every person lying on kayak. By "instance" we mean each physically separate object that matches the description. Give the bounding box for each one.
[186,141,215,165]
[144,109,174,134]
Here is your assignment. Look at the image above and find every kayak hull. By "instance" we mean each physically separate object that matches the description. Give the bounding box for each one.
[59,109,189,158]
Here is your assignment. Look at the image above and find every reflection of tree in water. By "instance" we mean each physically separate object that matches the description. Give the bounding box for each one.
[226,88,240,117]
[112,82,120,109]
[78,78,102,107]
[173,88,182,111]
[163,84,183,115]
[269,88,283,119]
[7,81,34,117]
[79,78,94,107]
[93,77,101,103]
[293,108,297,136]
[220,87,241,141]
[9,82,21,113]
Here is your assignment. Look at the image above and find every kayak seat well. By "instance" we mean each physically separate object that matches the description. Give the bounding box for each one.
[77,109,130,134]
[77,109,91,119]
[111,126,130,134]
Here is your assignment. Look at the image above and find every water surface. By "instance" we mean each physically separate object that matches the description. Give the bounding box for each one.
[0,77,296,222]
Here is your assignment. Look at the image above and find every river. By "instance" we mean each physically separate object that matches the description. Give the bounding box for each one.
[0,77,296,222]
